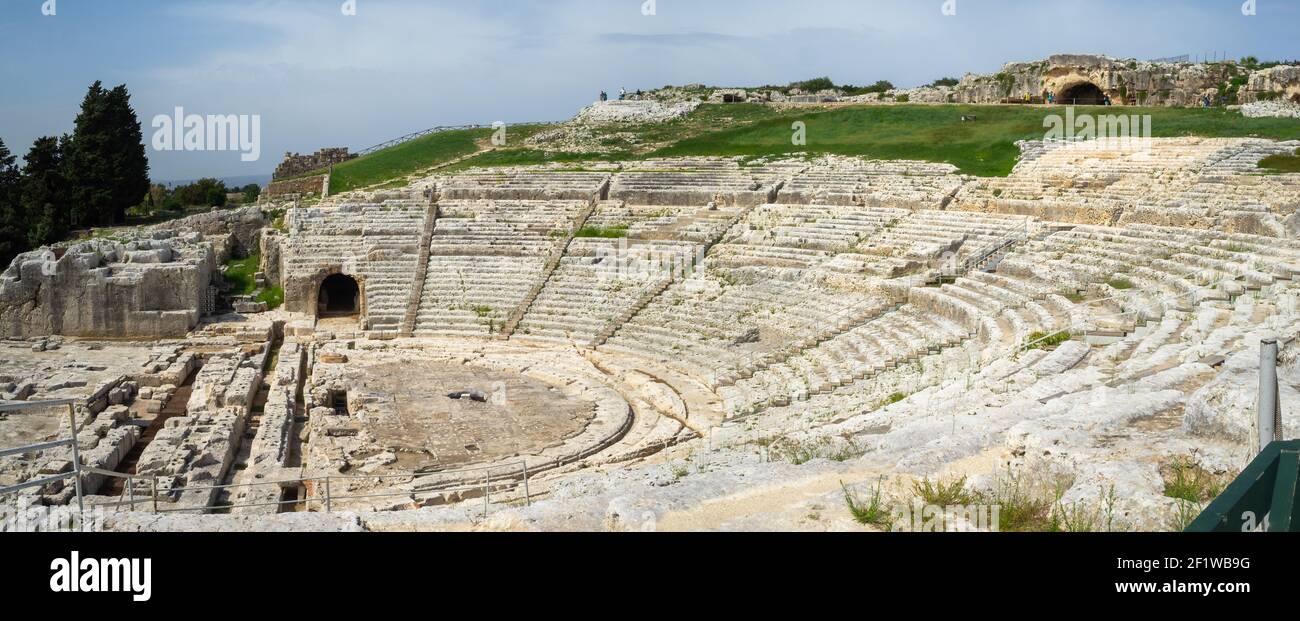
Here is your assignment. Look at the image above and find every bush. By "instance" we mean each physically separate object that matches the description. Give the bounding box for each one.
[173,178,229,208]
[842,80,895,96]
[789,77,835,92]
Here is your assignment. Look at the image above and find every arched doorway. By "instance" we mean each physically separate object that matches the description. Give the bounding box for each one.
[1058,82,1107,105]
[318,274,360,317]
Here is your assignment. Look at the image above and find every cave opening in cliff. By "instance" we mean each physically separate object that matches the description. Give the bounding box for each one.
[1059,82,1107,105]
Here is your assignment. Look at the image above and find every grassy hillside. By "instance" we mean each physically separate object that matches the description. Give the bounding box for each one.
[327,127,494,193]
[340,104,1300,185]
[652,105,1300,176]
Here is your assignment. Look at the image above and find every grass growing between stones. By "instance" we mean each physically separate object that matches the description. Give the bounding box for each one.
[574,225,630,238]
[1257,148,1300,173]
[222,252,283,310]
[842,479,892,530]
[223,254,259,296]
[256,286,284,310]
[1026,330,1071,350]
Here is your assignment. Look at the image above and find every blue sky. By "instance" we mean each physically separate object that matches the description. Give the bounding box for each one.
[1,0,1296,182]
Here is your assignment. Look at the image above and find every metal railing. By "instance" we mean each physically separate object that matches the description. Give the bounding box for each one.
[937,219,1034,280]
[78,460,532,517]
[354,121,559,157]
[0,399,85,531]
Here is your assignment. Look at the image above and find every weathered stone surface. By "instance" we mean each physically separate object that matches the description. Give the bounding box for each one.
[0,235,215,339]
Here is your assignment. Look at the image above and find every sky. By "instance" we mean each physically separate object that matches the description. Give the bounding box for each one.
[1,0,1296,182]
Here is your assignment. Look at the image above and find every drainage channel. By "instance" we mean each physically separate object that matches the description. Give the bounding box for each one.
[99,363,201,497]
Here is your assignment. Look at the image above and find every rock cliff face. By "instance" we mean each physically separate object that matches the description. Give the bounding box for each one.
[0,233,217,338]
[953,54,1299,107]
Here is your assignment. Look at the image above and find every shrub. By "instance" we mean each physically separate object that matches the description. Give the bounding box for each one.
[843,479,893,530]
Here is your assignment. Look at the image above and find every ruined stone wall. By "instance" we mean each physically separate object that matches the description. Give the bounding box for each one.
[0,234,216,339]
[143,205,267,256]
[272,148,354,180]
[264,174,329,199]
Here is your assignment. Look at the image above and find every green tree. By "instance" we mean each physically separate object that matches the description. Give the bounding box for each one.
[0,138,24,267]
[240,183,261,203]
[174,178,228,207]
[65,81,150,228]
[103,85,150,224]
[21,136,68,247]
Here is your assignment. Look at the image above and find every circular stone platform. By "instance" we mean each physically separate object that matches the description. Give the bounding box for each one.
[304,345,629,480]
[356,360,594,469]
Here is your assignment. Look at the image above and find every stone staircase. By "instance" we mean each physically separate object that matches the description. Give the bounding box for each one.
[595,201,764,350]
[399,202,440,337]
[499,198,600,339]
[585,275,675,349]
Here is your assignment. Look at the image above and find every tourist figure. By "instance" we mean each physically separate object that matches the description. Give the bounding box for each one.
[599,90,607,102]
[619,87,627,100]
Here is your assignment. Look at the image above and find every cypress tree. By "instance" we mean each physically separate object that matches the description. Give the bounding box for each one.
[0,138,24,267]
[66,81,150,227]
[104,84,150,224]
[65,81,112,228]
[21,136,68,247]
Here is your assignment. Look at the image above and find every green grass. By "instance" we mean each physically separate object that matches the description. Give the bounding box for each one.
[912,476,973,506]
[1258,148,1300,173]
[1162,457,1226,504]
[223,252,283,310]
[223,254,260,296]
[842,480,893,530]
[440,148,632,172]
[574,225,629,238]
[1026,330,1071,350]
[1107,277,1134,290]
[256,286,284,310]
[328,128,494,193]
[650,104,1300,176]
[330,102,1300,189]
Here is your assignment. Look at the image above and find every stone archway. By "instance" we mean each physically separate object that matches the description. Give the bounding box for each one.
[318,274,361,317]
[1058,81,1107,105]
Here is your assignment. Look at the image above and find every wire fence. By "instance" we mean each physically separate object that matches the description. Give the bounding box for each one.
[354,121,559,157]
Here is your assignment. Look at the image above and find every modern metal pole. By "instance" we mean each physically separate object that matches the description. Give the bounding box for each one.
[66,404,85,532]
[1258,339,1280,454]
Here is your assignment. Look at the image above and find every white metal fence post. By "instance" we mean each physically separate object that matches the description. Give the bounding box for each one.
[66,403,85,532]
[1258,338,1281,454]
